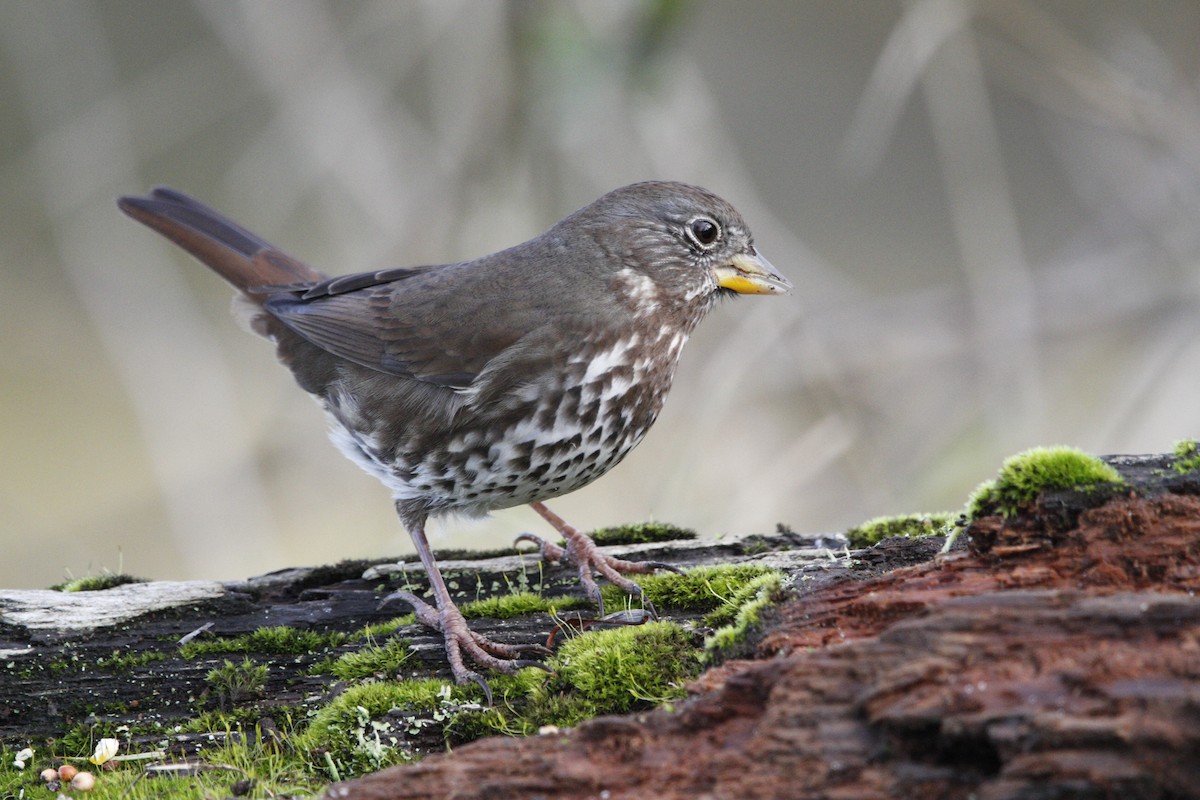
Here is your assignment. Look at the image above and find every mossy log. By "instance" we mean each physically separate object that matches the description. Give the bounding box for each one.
[2,452,1198,799]
[0,527,831,768]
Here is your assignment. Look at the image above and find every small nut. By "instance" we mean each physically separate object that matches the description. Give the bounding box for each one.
[71,771,96,791]
[40,767,59,782]
[57,764,78,780]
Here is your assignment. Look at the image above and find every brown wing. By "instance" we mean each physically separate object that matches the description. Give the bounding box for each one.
[262,269,493,388]
[121,187,589,390]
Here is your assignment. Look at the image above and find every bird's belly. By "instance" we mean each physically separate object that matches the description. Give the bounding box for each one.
[326,377,664,517]
[324,328,685,518]
[405,398,657,514]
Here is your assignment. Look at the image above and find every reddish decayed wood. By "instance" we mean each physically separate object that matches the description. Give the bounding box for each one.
[333,494,1200,800]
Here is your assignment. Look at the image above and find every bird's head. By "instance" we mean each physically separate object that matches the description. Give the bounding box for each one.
[559,181,791,320]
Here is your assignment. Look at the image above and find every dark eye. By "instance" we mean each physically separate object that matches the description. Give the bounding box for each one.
[687,217,721,249]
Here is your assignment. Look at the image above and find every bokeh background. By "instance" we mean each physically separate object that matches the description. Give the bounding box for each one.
[2,1,1199,589]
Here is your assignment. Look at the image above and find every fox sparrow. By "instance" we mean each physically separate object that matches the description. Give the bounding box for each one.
[118,182,790,696]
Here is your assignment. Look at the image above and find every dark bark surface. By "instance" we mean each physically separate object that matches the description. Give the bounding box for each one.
[0,528,832,746]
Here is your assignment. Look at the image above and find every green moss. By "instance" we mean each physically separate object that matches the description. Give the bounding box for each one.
[353,615,416,640]
[299,621,703,763]
[460,591,587,620]
[206,658,268,709]
[704,573,783,660]
[966,446,1124,520]
[588,522,696,546]
[599,564,776,614]
[297,679,488,778]
[702,570,784,627]
[542,621,697,716]
[315,638,414,681]
[95,649,168,671]
[1173,439,1200,474]
[51,573,145,592]
[845,513,953,548]
[175,709,247,734]
[179,626,348,659]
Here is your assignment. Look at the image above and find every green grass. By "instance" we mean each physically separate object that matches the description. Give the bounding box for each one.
[95,649,168,671]
[1,726,325,799]
[352,615,417,640]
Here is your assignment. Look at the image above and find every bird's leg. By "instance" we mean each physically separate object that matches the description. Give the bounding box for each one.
[382,511,548,702]
[516,501,682,618]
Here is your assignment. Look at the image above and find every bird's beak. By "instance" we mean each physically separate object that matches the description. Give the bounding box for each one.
[713,250,792,295]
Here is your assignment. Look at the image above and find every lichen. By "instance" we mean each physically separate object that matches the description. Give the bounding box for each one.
[297,679,486,778]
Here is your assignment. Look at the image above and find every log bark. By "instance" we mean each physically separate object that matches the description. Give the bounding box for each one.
[0,529,827,745]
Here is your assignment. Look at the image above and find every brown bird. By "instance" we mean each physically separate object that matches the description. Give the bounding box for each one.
[118,182,790,696]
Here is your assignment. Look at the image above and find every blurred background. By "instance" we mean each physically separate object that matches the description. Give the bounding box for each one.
[2,1,1199,589]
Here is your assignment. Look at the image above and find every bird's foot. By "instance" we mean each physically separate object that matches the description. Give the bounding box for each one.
[515,518,683,618]
[381,590,550,704]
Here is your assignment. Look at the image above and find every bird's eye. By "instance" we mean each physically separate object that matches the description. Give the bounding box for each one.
[687,217,721,249]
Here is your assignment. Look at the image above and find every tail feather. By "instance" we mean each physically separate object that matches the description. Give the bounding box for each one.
[117,188,324,298]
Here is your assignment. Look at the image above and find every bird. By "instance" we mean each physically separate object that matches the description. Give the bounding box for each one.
[117,182,791,697]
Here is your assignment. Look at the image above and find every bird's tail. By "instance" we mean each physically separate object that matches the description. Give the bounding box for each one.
[117,187,325,302]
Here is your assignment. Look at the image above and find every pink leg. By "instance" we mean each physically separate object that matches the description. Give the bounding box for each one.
[515,501,682,617]
[382,516,548,703]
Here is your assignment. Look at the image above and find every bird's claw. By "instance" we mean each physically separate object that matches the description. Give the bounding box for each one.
[516,528,679,619]
[514,531,565,561]
[465,672,493,706]
[381,588,547,705]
